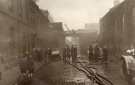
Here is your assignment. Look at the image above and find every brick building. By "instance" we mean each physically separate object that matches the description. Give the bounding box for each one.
[0,0,66,84]
[77,26,99,55]
[47,22,65,49]
[99,0,135,54]
[34,10,65,50]
[0,0,50,85]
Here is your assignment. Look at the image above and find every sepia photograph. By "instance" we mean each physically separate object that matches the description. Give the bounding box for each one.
[0,0,135,85]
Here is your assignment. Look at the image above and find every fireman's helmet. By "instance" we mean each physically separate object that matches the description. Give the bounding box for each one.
[126,49,135,55]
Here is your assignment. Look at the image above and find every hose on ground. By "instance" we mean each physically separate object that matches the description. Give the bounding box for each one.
[68,62,114,85]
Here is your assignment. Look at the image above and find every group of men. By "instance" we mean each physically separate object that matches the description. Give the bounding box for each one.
[18,48,54,85]
[63,45,77,63]
[88,45,108,64]
[19,48,53,76]
[18,51,34,85]
[19,52,34,76]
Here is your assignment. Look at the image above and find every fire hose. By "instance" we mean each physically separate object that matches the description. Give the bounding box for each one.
[69,62,114,85]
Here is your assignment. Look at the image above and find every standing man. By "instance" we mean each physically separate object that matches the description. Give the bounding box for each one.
[102,46,108,63]
[93,45,100,63]
[32,48,42,62]
[19,52,28,74]
[74,46,77,62]
[47,48,52,63]
[102,46,109,70]
[71,45,75,63]
[19,51,34,74]
[63,47,67,63]
[88,45,93,63]
[43,48,47,63]
[27,54,34,76]
[18,51,34,85]
[66,46,71,63]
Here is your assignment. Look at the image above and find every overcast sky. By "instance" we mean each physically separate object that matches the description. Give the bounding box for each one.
[37,0,123,29]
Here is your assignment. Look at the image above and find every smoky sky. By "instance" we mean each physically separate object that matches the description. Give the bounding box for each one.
[37,0,123,29]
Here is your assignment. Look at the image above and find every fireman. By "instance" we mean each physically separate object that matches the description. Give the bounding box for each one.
[74,46,77,63]
[71,45,75,62]
[18,51,34,85]
[32,48,42,62]
[19,53,27,74]
[93,45,100,62]
[66,46,71,63]
[63,47,67,63]
[47,48,52,62]
[20,51,34,74]
[88,45,93,63]
[102,46,108,63]
[27,54,34,74]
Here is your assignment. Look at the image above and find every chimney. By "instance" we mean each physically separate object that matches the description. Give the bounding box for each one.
[113,0,120,6]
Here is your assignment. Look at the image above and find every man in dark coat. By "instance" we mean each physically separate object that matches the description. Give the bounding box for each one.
[102,46,109,70]
[74,46,77,62]
[93,45,100,62]
[19,55,28,74]
[88,45,93,63]
[63,47,67,63]
[66,46,71,63]
[71,45,75,63]
[32,48,42,62]
[102,47,108,62]
[46,48,52,62]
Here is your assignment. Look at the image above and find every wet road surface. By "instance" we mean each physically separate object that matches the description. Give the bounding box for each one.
[31,56,129,85]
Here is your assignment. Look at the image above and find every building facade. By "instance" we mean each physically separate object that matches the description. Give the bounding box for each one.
[47,22,65,49]
[0,0,66,84]
[99,0,135,54]
[0,0,50,85]
[77,29,98,55]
